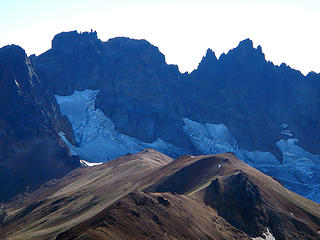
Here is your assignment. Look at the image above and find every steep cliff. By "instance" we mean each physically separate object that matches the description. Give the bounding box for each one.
[0,45,79,201]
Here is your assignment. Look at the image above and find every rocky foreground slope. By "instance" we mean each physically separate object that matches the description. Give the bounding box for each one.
[1,150,319,240]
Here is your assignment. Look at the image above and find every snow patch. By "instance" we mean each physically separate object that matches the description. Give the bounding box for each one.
[14,78,20,89]
[281,130,293,137]
[80,160,103,167]
[281,123,293,137]
[182,118,238,154]
[275,138,320,198]
[252,228,275,240]
[182,118,278,166]
[182,118,320,203]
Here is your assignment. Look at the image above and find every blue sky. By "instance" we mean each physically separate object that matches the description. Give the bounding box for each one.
[1,0,320,74]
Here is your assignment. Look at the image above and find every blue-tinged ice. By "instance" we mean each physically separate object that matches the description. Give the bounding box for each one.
[56,89,184,163]
[182,118,320,203]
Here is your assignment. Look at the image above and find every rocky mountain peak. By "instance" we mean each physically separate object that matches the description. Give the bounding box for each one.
[219,38,265,64]
[2,30,320,206]
[205,48,217,60]
[197,48,218,70]
[0,45,26,62]
[0,45,31,100]
[51,30,102,55]
[238,38,254,49]
[236,38,263,55]
[0,44,79,201]
[104,37,167,67]
[307,71,320,81]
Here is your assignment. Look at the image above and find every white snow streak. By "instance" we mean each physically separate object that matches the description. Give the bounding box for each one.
[252,228,275,240]
[80,159,103,167]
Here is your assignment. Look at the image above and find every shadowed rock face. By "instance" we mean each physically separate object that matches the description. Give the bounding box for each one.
[148,157,268,236]
[34,31,193,149]
[188,39,320,157]
[30,31,320,202]
[0,45,79,202]
[33,31,320,158]
[2,30,320,202]
[204,172,267,236]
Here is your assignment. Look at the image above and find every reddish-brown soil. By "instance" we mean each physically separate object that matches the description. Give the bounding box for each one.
[1,151,320,240]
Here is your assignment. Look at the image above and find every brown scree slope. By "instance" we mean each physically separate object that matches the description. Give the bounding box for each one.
[1,150,320,240]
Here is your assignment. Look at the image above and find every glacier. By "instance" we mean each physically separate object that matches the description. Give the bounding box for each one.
[55,89,184,162]
[55,89,320,202]
[182,118,320,203]
[182,118,238,154]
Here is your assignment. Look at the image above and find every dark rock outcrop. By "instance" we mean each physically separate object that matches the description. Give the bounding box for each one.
[1,30,320,202]
[34,32,194,149]
[188,39,320,157]
[204,173,267,236]
[33,31,320,159]
[0,45,79,201]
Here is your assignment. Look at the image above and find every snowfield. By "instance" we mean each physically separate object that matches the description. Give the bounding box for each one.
[55,89,184,162]
[252,228,275,240]
[56,89,320,203]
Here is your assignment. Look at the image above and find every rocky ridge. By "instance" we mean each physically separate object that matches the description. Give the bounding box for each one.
[1,151,319,239]
[1,30,319,203]
[0,45,79,201]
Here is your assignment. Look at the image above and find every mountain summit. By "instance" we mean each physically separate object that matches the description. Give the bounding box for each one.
[0,44,79,201]
[0,30,319,204]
